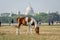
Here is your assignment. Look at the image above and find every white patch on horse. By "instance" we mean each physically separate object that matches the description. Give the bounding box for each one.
[25,17,29,25]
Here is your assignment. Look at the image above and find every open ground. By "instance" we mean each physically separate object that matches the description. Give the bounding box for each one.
[0,23,60,40]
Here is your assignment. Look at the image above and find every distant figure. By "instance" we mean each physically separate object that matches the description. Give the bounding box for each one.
[48,20,51,25]
[11,19,14,26]
[0,21,1,26]
[11,19,13,24]
[51,20,54,25]
[37,20,41,26]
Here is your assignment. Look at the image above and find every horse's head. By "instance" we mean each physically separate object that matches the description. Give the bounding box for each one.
[16,17,21,28]
[35,27,39,35]
[16,17,26,27]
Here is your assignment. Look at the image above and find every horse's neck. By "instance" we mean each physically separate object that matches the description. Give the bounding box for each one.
[31,18,38,28]
[34,19,38,28]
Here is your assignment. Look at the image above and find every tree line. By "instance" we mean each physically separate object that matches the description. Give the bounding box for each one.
[0,12,60,23]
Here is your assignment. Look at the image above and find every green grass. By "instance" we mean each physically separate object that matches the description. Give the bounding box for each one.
[0,24,60,40]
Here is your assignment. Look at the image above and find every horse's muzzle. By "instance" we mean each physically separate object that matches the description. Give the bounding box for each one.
[35,27,39,34]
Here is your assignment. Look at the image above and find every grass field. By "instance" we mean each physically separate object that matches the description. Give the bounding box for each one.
[0,23,60,40]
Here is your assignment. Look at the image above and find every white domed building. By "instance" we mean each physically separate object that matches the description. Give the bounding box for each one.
[25,5,34,16]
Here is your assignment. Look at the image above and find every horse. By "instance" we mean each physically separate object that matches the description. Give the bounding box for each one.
[16,16,39,35]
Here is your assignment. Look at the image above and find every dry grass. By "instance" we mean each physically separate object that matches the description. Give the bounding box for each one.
[0,24,60,40]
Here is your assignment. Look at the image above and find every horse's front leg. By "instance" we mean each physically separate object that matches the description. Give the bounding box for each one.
[16,23,21,35]
[16,28,19,35]
[27,24,32,34]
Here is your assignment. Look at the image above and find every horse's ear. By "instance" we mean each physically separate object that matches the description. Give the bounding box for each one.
[17,17,20,21]
[17,18,18,21]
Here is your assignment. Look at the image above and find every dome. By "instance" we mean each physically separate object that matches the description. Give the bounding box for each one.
[25,5,34,15]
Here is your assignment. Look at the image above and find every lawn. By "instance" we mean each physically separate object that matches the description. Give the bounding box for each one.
[0,23,60,40]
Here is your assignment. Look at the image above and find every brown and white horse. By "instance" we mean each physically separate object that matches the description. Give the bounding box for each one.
[16,16,39,35]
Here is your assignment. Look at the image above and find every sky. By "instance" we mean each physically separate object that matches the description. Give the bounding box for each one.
[0,0,60,14]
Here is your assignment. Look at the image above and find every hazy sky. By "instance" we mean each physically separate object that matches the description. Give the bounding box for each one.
[0,0,60,14]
